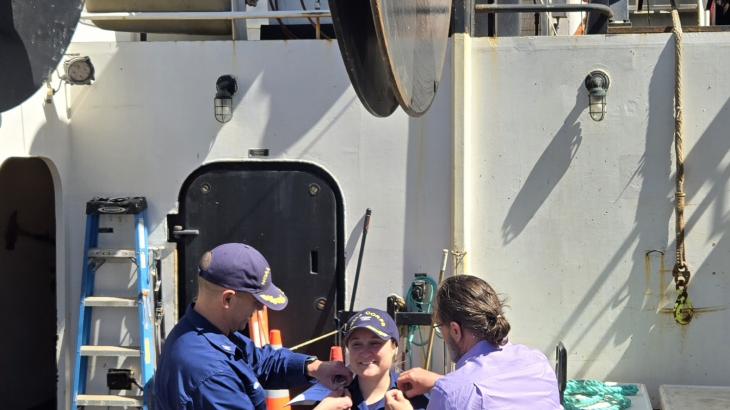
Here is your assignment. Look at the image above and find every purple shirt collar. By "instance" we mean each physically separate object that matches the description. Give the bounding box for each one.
[456,340,502,368]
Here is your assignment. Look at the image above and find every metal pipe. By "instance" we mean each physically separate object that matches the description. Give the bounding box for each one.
[81,10,331,21]
[425,249,449,371]
[475,4,614,19]
[451,33,472,278]
[697,0,706,26]
[230,0,239,41]
[349,208,372,311]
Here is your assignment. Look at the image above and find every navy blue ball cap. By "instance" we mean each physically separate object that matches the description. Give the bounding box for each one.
[344,308,399,344]
[199,243,288,311]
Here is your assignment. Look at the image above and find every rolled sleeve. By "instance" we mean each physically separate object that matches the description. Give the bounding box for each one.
[427,384,451,410]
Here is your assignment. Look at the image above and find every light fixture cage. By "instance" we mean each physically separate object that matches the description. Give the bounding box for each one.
[585,70,610,122]
[214,96,234,123]
[213,75,238,123]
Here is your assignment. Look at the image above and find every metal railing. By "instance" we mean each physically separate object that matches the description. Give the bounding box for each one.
[81,9,333,39]
[475,3,614,19]
[81,10,332,21]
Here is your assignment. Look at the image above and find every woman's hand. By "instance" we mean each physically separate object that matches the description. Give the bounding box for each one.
[384,389,414,410]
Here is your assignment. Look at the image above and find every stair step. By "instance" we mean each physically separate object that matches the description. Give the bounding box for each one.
[80,345,140,357]
[89,248,136,259]
[76,394,143,406]
[85,296,137,307]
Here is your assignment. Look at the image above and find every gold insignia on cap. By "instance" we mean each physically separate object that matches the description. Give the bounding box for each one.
[260,293,286,305]
[260,267,271,287]
[364,310,386,327]
[365,325,389,338]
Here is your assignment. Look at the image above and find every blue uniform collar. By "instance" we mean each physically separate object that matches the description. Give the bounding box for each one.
[348,370,398,409]
[347,370,429,410]
[185,304,240,358]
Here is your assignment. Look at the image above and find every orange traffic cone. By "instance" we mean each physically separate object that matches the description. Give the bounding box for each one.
[266,329,291,410]
[329,346,349,388]
[330,346,343,362]
[269,329,283,349]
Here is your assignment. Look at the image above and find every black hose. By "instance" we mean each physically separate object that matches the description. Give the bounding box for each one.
[349,209,371,311]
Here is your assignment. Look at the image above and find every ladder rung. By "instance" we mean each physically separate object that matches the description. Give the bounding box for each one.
[80,346,140,357]
[85,296,137,307]
[76,394,143,406]
[88,248,136,259]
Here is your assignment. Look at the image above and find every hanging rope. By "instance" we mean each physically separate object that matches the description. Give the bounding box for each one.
[450,250,467,275]
[670,1,694,325]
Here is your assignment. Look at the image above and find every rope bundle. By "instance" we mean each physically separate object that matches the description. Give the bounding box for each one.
[563,380,638,410]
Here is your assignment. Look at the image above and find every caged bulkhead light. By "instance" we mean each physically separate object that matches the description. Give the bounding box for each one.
[214,75,238,123]
[584,70,610,122]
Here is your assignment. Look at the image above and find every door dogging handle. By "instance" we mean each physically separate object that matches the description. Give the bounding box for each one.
[314,297,328,311]
[172,225,199,236]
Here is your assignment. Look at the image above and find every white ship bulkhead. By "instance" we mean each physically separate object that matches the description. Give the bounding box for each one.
[1,10,730,408]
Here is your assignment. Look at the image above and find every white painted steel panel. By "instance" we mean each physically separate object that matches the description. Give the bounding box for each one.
[470,34,730,407]
[660,385,730,410]
[629,384,653,410]
[4,34,730,409]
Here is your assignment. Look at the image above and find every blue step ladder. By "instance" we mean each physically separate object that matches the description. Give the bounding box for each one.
[73,197,157,408]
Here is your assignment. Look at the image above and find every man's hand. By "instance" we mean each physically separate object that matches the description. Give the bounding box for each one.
[385,389,414,410]
[306,359,354,390]
[314,389,353,410]
[396,367,443,398]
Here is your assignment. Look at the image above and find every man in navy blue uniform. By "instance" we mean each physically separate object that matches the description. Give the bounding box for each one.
[154,243,353,409]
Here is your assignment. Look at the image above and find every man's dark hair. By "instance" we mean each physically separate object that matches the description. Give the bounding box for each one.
[436,275,510,346]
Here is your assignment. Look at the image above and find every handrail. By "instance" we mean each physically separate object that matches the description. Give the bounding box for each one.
[81,10,332,21]
[475,4,614,19]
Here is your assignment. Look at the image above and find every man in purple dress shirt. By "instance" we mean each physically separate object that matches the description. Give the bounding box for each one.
[384,275,562,410]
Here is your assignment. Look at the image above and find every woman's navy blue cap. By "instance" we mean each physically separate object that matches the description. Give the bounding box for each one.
[199,243,288,311]
[344,308,399,344]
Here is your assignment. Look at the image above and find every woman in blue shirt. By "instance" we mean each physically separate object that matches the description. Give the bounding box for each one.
[318,308,428,410]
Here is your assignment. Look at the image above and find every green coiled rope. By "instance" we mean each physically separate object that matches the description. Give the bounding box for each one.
[563,380,638,410]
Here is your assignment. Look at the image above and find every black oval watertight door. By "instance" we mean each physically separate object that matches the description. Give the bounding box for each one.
[173,162,343,359]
